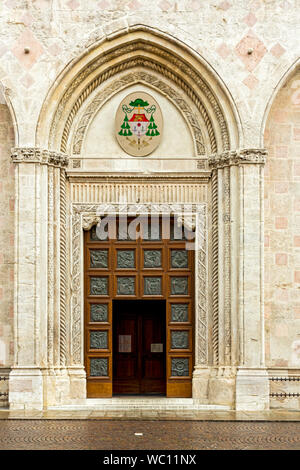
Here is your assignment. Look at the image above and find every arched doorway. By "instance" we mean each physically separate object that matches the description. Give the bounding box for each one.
[10,26,250,411]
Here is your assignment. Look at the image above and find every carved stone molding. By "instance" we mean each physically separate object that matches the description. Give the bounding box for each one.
[49,40,230,154]
[70,203,207,366]
[59,170,68,366]
[82,215,101,231]
[211,170,219,365]
[176,214,196,231]
[11,147,69,168]
[209,149,267,170]
[72,71,206,156]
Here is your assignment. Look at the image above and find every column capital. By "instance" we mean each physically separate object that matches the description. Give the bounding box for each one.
[11,147,69,168]
[209,148,267,170]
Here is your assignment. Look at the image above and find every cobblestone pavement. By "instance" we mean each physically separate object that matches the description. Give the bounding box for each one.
[0,420,299,450]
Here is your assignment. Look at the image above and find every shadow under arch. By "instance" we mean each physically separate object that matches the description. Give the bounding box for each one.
[36,25,241,156]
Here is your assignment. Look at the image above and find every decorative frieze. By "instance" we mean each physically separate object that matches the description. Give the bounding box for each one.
[11,147,69,168]
[70,181,208,204]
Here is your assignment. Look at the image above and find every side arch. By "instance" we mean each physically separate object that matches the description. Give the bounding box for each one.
[263,59,300,369]
[261,57,300,147]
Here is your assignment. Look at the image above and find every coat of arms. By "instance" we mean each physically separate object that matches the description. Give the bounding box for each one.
[115,92,163,157]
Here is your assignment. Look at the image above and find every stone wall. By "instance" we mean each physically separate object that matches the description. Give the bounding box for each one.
[0,1,297,148]
[264,70,300,368]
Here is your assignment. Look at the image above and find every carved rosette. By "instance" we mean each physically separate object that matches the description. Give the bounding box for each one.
[11,147,69,168]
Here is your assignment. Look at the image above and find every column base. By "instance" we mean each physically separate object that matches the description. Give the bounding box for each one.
[42,367,87,407]
[9,366,87,410]
[192,366,210,404]
[208,367,236,408]
[193,366,236,408]
[9,367,43,410]
[236,368,269,411]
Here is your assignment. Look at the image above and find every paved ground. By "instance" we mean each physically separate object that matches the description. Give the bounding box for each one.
[0,420,299,450]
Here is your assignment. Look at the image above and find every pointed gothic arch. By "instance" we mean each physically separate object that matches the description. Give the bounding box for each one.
[36,27,241,157]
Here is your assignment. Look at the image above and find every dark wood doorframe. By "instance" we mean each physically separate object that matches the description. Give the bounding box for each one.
[84,217,194,398]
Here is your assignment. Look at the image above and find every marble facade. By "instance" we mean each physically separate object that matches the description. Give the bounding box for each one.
[0,1,299,412]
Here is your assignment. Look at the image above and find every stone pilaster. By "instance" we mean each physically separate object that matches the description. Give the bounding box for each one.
[8,148,72,410]
[234,150,269,410]
[202,149,269,410]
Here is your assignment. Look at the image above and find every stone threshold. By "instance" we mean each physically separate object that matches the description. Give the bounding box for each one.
[1,397,300,421]
[47,397,230,412]
[1,408,300,421]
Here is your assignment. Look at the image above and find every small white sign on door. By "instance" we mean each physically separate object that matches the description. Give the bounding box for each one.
[119,335,131,353]
[151,343,163,353]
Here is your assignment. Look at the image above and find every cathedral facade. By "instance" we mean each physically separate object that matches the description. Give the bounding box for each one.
[0,0,299,413]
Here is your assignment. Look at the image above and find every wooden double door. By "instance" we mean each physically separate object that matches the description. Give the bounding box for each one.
[113,300,166,395]
[84,217,194,398]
